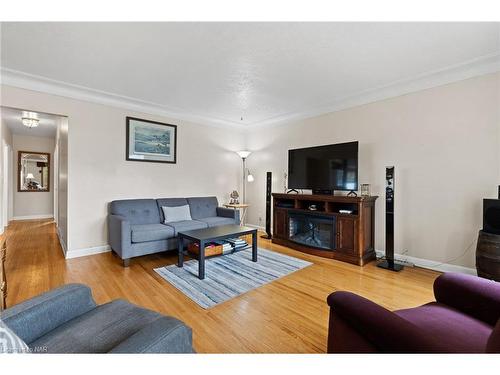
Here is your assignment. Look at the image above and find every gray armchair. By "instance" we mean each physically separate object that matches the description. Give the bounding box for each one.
[1,284,194,353]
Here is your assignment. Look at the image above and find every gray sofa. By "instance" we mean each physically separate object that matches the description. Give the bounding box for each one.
[108,196,239,266]
[1,284,194,353]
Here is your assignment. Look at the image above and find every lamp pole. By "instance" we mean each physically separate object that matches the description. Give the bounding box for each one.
[236,150,252,204]
[242,157,246,204]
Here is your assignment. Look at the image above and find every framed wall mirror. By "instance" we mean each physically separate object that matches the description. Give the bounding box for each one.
[18,151,50,192]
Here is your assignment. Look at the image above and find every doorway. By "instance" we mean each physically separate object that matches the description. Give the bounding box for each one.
[0,106,68,253]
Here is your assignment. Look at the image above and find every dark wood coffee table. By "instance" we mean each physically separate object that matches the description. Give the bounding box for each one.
[177,224,257,279]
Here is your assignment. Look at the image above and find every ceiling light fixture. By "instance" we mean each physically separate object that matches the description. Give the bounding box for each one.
[22,117,40,128]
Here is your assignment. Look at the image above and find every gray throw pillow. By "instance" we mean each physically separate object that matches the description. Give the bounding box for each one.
[0,320,29,354]
[162,205,192,223]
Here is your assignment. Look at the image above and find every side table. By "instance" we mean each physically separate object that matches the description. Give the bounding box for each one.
[223,203,249,226]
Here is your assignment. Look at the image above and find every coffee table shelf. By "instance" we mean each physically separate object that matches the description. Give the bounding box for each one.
[177,224,258,279]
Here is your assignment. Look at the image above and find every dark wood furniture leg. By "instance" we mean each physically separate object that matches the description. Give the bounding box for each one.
[252,231,257,262]
[0,239,7,311]
[177,236,184,267]
[122,258,130,267]
[198,240,205,279]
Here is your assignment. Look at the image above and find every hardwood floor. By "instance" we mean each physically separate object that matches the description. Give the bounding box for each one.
[3,219,440,353]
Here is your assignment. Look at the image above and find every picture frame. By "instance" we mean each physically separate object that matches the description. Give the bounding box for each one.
[126,117,177,164]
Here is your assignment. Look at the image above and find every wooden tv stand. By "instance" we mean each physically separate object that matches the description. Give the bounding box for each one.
[272,193,378,266]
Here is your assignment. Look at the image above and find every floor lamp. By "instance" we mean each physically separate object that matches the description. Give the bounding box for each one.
[236,150,254,204]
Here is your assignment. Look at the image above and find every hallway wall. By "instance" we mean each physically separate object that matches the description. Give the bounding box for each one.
[13,134,55,219]
[0,119,13,232]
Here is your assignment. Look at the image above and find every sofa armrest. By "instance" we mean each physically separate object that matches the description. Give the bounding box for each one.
[434,272,500,326]
[217,207,240,222]
[109,316,194,353]
[327,291,446,353]
[108,214,131,259]
[1,284,97,344]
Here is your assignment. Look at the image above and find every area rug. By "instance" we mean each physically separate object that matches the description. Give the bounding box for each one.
[154,248,312,309]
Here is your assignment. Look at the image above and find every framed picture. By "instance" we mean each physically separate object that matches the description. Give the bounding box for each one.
[126,117,177,164]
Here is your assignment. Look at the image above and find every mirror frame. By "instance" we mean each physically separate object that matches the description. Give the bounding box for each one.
[17,151,51,193]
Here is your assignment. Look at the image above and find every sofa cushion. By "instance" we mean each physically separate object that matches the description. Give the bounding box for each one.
[162,205,192,223]
[395,302,493,353]
[164,220,208,235]
[29,300,162,353]
[130,224,175,243]
[156,198,189,222]
[109,199,161,225]
[198,216,236,228]
[187,197,218,219]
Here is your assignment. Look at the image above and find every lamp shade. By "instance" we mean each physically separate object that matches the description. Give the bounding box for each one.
[247,173,254,182]
[236,150,251,159]
[26,173,35,179]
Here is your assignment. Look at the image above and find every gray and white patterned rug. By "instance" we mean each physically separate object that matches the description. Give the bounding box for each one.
[154,248,312,309]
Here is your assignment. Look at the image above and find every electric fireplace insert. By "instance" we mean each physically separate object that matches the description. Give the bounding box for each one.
[288,212,336,250]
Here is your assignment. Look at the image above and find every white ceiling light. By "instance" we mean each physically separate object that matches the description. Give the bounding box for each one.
[22,117,39,128]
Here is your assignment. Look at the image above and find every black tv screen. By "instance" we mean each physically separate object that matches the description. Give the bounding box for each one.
[288,141,358,191]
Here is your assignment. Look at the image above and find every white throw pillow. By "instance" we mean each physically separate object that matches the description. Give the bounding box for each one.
[0,320,29,354]
[162,205,192,223]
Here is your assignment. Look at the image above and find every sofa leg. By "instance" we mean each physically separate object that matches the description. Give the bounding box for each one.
[122,258,130,267]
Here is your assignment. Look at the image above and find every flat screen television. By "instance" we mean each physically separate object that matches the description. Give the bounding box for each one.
[288,141,358,192]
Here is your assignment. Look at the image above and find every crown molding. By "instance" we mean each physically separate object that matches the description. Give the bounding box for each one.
[2,52,499,130]
[248,52,500,129]
[0,67,246,130]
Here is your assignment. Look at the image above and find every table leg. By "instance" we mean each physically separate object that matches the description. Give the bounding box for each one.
[198,240,205,279]
[252,231,257,262]
[177,236,184,267]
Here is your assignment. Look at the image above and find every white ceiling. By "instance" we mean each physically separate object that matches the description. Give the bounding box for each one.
[1,22,499,127]
[1,106,60,137]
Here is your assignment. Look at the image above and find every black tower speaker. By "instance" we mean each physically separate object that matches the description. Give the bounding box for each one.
[261,172,272,239]
[483,198,500,235]
[377,166,403,271]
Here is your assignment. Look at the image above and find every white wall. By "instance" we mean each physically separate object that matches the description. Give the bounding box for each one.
[0,85,245,255]
[12,134,55,218]
[246,72,500,269]
[0,119,13,232]
[56,117,68,253]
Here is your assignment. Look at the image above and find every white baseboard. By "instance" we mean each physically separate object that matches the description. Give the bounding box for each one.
[12,214,54,221]
[375,250,477,276]
[65,245,111,259]
[244,223,266,231]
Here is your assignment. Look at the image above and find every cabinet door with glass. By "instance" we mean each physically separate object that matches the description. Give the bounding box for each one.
[18,151,50,192]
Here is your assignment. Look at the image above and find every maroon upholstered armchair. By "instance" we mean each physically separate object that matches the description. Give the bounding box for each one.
[326,273,500,353]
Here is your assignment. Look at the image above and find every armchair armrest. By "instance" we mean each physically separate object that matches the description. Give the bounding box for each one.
[108,214,131,259]
[327,291,446,353]
[433,272,500,326]
[217,207,240,222]
[109,316,194,353]
[1,284,96,344]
